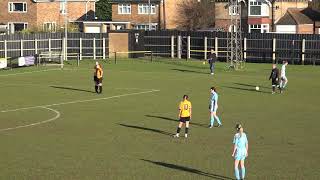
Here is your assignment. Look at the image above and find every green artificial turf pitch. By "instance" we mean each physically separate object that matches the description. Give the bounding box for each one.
[0,59,319,180]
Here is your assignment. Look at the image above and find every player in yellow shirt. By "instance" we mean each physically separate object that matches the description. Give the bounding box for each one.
[93,62,103,94]
[174,95,192,138]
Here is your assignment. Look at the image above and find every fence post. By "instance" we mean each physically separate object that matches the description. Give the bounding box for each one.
[177,35,181,59]
[171,35,174,58]
[77,54,80,67]
[79,37,83,60]
[244,37,247,62]
[103,37,106,59]
[215,37,218,57]
[62,37,65,61]
[187,36,191,59]
[204,36,208,60]
[302,39,305,65]
[20,39,23,57]
[272,38,276,64]
[35,38,38,55]
[65,37,68,61]
[93,37,96,60]
[4,40,7,60]
[48,38,51,60]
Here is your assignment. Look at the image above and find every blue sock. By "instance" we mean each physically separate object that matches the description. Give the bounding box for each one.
[210,114,214,126]
[215,116,222,125]
[235,167,240,180]
[241,167,246,179]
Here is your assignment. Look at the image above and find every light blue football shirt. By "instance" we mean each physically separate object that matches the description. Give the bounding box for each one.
[233,133,248,149]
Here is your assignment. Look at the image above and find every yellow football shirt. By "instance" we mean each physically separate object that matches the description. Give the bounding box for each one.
[179,100,192,117]
[96,66,103,78]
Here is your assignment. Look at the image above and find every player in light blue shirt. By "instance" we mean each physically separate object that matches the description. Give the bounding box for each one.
[232,124,249,180]
[209,87,222,128]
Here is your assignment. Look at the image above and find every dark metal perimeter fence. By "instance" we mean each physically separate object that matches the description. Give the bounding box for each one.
[144,31,320,65]
[1,31,320,65]
[0,32,109,60]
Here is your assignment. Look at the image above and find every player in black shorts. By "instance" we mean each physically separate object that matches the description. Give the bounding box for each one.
[269,64,280,94]
[93,62,103,94]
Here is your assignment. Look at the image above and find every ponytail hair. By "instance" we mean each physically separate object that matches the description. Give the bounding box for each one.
[210,86,217,92]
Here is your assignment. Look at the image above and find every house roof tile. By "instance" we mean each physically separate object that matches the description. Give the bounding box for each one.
[110,0,161,3]
[276,8,314,25]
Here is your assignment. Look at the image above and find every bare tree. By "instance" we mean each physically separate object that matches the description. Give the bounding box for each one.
[177,0,215,31]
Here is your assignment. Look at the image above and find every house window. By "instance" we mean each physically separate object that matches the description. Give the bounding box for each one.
[118,4,131,14]
[43,22,57,32]
[8,22,28,33]
[249,0,269,16]
[134,24,157,30]
[138,4,156,14]
[228,25,238,32]
[8,2,27,12]
[60,2,66,14]
[249,24,269,33]
[249,1,262,15]
[229,5,238,16]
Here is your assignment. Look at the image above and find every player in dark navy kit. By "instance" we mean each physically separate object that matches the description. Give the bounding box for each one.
[269,64,280,94]
[208,49,216,75]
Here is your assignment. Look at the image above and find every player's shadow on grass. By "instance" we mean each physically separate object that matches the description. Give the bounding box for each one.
[223,86,270,94]
[145,115,208,128]
[234,83,269,89]
[171,68,208,75]
[118,123,173,136]
[141,159,234,180]
[50,86,95,93]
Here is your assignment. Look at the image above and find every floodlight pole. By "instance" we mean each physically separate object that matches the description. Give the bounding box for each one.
[148,0,151,30]
[64,0,68,61]
[227,0,243,70]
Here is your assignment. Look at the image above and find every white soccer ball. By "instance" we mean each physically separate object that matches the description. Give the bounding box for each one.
[255,86,260,91]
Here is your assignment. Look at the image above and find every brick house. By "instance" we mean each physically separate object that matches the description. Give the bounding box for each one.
[110,0,162,30]
[245,0,309,33]
[0,0,96,33]
[110,0,213,30]
[214,0,248,32]
[214,0,312,33]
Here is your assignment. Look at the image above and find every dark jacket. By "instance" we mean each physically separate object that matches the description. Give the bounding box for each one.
[269,68,279,80]
[208,53,216,64]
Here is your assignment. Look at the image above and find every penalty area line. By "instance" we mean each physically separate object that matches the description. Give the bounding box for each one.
[1,89,160,113]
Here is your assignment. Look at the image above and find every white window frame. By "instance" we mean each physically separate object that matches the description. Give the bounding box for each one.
[8,2,27,13]
[134,23,157,30]
[228,25,237,32]
[118,4,131,14]
[249,24,269,33]
[248,0,269,16]
[229,5,239,16]
[60,2,66,14]
[43,22,57,32]
[138,4,156,14]
[7,22,28,33]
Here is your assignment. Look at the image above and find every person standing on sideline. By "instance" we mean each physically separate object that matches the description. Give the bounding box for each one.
[93,62,103,94]
[209,87,222,128]
[232,124,249,180]
[208,49,217,75]
[269,64,280,94]
[174,95,192,138]
[280,60,288,93]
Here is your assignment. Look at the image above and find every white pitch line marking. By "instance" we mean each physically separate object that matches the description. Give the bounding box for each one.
[0,107,61,132]
[0,68,61,77]
[1,89,160,113]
